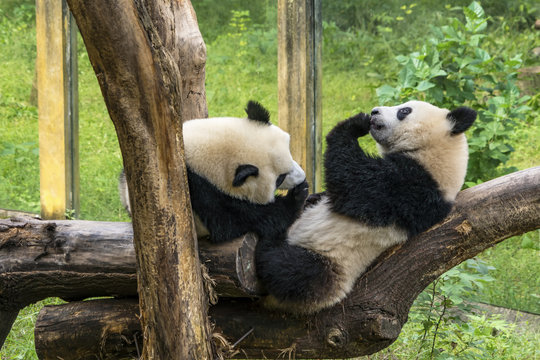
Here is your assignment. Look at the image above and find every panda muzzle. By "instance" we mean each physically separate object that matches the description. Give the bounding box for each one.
[370,117,385,131]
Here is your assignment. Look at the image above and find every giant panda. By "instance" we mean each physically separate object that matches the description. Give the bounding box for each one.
[119,101,308,243]
[255,100,476,313]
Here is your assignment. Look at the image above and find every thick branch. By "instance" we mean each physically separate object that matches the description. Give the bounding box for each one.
[0,220,256,311]
[32,168,540,358]
[65,0,213,358]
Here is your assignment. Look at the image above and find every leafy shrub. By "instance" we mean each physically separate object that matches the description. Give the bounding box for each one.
[376,2,531,184]
[406,259,503,359]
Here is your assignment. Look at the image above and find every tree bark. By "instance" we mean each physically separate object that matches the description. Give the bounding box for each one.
[64,0,213,358]
[33,168,540,358]
[0,220,258,311]
[0,310,19,349]
[35,299,141,360]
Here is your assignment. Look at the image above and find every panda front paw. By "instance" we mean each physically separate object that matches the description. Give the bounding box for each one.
[286,179,309,210]
[326,112,371,143]
[304,191,326,209]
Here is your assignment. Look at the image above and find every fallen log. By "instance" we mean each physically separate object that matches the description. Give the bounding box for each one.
[35,299,141,360]
[0,220,259,312]
[33,168,540,358]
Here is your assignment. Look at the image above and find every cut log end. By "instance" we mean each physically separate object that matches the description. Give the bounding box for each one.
[236,233,266,295]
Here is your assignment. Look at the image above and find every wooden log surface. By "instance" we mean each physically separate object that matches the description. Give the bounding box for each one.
[0,220,258,311]
[33,167,540,359]
[35,299,141,360]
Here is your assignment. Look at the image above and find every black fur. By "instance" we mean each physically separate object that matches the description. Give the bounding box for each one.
[188,167,308,243]
[255,239,339,303]
[324,113,453,237]
[448,106,476,135]
[304,191,326,208]
[397,106,412,120]
[255,110,461,310]
[245,100,271,125]
[233,164,259,187]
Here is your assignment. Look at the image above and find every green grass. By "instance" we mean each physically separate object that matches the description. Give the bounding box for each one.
[1,299,64,360]
[0,5,39,214]
[477,234,540,314]
[76,46,128,222]
[1,1,539,359]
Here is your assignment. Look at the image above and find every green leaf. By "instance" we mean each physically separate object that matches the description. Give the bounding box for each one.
[429,87,444,103]
[396,55,410,65]
[522,234,539,250]
[416,80,435,91]
[431,69,448,78]
[474,48,491,62]
[376,85,399,103]
[466,1,485,20]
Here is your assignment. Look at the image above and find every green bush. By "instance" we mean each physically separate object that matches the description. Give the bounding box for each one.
[407,259,495,357]
[376,1,531,184]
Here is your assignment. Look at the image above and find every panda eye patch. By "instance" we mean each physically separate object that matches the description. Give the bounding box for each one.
[276,173,287,188]
[397,107,412,120]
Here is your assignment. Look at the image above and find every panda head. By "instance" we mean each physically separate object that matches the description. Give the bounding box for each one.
[370,100,476,201]
[183,101,306,204]
[370,100,476,153]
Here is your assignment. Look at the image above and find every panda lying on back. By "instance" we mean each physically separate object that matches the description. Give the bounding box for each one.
[256,100,476,313]
[119,101,308,243]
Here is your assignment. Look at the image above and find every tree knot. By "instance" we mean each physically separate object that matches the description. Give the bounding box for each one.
[326,327,347,348]
[455,220,473,236]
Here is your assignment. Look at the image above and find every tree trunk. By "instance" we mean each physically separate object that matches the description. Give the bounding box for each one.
[64,0,214,358]
[33,168,540,358]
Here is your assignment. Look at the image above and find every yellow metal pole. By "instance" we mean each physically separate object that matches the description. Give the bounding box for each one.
[36,0,79,219]
[277,0,322,192]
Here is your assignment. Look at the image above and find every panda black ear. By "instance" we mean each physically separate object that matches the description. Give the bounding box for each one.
[245,100,271,125]
[448,107,477,135]
[233,164,259,187]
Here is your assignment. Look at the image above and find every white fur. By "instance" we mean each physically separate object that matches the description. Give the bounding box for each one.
[371,100,469,201]
[279,160,305,190]
[286,197,407,310]
[183,117,305,204]
[118,171,130,214]
[269,101,470,313]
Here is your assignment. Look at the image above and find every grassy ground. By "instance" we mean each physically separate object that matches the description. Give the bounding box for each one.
[0,1,538,359]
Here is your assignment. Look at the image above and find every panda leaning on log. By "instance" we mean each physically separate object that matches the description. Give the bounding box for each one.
[119,101,308,243]
[255,100,476,314]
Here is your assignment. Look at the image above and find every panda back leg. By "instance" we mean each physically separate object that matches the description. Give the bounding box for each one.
[255,238,339,306]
